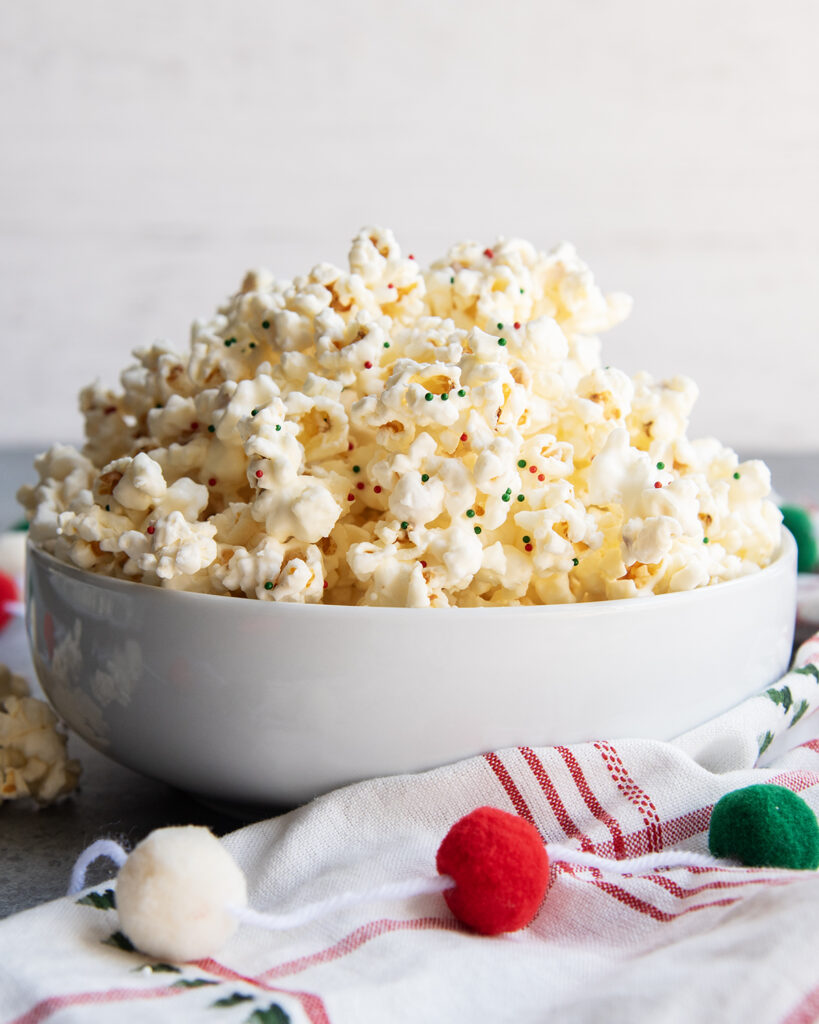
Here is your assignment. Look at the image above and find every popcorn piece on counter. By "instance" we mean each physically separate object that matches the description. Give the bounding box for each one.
[0,664,81,805]
[19,227,783,607]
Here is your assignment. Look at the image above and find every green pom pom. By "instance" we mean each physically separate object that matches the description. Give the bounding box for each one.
[780,505,818,573]
[709,785,819,870]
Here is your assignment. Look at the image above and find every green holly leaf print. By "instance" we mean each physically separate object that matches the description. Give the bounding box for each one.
[212,992,254,1008]
[77,888,116,910]
[765,686,793,711]
[791,699,810,726]
[758,730,775,756]
[245,1004,291,1024]
[794,664,819,683]
[171,978,219,989]
[102,930,135,952]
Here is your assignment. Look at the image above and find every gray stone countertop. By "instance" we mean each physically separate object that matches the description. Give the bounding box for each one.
[0,446,817,920]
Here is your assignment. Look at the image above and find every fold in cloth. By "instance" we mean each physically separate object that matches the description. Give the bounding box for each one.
[1,626,819,1023]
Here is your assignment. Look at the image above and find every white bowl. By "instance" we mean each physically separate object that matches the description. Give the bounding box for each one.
[25,532,797,807]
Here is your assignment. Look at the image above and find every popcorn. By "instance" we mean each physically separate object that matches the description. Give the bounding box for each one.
[20,228,782,607]
[0,664,81,805]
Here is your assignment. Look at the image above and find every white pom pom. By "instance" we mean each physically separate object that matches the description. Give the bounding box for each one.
[116,825,247,962]
[0,532,26,580]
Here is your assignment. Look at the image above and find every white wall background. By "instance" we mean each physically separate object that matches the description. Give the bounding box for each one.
[1,0,817,452]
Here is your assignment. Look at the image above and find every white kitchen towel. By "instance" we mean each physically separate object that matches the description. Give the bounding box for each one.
[0,632,819,1023]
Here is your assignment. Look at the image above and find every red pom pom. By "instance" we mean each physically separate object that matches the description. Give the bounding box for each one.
[0,571,19,632]
[436,806,550,935]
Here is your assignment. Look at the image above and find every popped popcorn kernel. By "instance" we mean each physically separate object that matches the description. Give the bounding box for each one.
[0,665,81,805]
[20,229,781,605]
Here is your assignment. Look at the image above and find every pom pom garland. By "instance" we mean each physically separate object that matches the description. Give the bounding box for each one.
[780,504,819,574]
[708,785,819,870]
[67,800,819,964]
[0,571,21,633]
[436,806,549,935]
[115,826,248,962]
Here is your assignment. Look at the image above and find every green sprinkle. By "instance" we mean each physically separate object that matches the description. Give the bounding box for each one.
[497,323,503,330]
[249,342,256,348]
[224,337,237,347]
[733,471,741,479]
[458,389,466,397]
[572,557,579,566]
[401,521,409,530]
[421,473,429,482]
[425,393,434,402]
[497,338,507,347]
[441,393,449,401]
[105,505,110,512]
[275,424,281,431]
[516,494,524,502]
[518,459,527,468]
[466,509,476,518]
[703,537,709,544]
[261,320,270,329]
[502,494,511,502]
[264,581,274,590]
[519,288,524,294]
[207,425,215,433]
[656,461,665,470]
[251,408,258,416]
[383,342,390,348]
[450,277,455,284]
[353,465,361,473]
[155,403,162,409]
[522,536,531,544]
[474,525,482,535]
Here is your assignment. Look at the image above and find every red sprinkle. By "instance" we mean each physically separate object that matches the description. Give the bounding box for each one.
[364,361,373,369]
[373,485,382,494]
[513,322,521,329]
[460,433,468,443]
[347,493,355,501]
[420,560,427,568]
[537,474,545,482]
[255,470,264,478]
[483,248,494,258]
[190,422,199,431]
[356,482,365,490]
[208,478,216,487]
[387,283,395,289]
[524,543,533,552]
[409,254,415,260]
[104,406,117,415]
[146,525,155,535]
[529,465,537,474]
[654,481,662,489]
[323,580,328,588]
[348,442,354,451]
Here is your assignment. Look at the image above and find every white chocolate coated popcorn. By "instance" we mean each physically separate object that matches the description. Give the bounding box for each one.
[20,228,782,606]
[0,665,81,805]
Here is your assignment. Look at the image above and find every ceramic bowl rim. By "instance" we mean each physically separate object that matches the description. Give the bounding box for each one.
[25,526,796,619]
